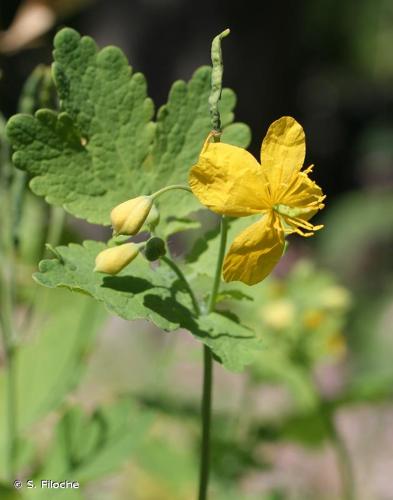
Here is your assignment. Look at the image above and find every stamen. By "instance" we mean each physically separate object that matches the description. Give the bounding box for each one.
[284,214,324,234]
[284,219,315,237]
[200,131,217,154]
[303,164,314,174]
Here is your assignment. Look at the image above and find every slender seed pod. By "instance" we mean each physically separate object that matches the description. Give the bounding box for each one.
[208,28,230,133]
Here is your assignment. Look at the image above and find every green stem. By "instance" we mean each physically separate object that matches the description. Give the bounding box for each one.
[325,411,355,500]
[10,171,27,249]
[198,345,213,500]
[161,255,201,316]
[198,216,228,500]
[198,25,230,499]
[320,404,355,500]
[207,217,229,314]
[152,184,192,199]
[0,163,18,481]
[5,345,17,482]
[0,273,18,482]
[234,374,255,442]
[44,206,66,257]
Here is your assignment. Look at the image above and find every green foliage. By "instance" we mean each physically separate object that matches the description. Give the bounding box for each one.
[34,240,192,331]
[39,400,153,484]
[7,28,250,233]
[187,215,260,276]
[277,410,329,447]
[233,260,352,411]
[0,484,21,499]
[318,190,393,287]
[34,241,261,371]
[134,434,197,499]
[0,289,105,477]
[318,187,393,406]
[196,313,261,372]
[4,24,385,499]
[18,64,57,115]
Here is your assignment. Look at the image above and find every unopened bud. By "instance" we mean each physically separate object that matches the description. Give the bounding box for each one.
[94,243,139,275]
[145,203,160,231]
[111,196,153,235]
[145,237,166,261]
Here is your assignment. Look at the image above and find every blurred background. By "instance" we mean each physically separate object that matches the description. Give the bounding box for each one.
[1,1,393,499]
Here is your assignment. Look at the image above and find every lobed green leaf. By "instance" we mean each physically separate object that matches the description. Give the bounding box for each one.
[34,241,261,371]
[7,28,251,235]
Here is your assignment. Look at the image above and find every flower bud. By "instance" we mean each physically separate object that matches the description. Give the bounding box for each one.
[94,243,139,275]
[144,237,166,261]
[111,196,153,235]
[145,203,160,231]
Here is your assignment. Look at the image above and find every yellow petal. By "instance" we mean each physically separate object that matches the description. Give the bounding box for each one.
[277,170,325,226]
[280,171,324,210]
[260,116,306,200]
[189,141,270,217]
[222,211,285,285]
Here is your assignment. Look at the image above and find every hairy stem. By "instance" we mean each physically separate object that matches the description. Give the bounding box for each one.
[198,216,228,500]
[152,184,192,199]
[198,24,230,499]
[198,345,213,500]
[207,217,228,314]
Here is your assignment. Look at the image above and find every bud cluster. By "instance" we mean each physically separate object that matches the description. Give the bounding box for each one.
[94,193,166,275]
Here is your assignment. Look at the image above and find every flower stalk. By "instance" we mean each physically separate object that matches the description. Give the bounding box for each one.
[151,184,192,199]
[198,28,230,500]
[321,404,355,500]
[161,255,200,316]
[198,216,228,500]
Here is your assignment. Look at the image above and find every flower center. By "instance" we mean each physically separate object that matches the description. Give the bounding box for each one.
[273,204,315,218]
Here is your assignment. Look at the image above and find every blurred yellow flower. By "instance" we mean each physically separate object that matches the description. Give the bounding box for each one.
[320,285,352,310]
[327,332,347,358]
[261,299,296,330]
[189,116,325,285]
[303,309,326,330]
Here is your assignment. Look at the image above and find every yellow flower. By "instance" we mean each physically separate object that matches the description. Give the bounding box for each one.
[94,243,139,275]
[111,196,153,235]
[189,116,325,285]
